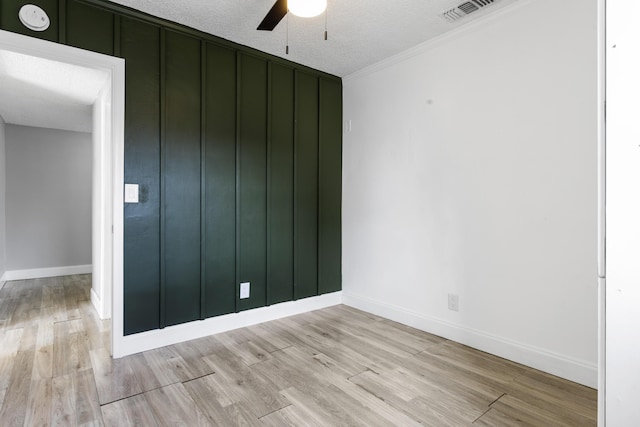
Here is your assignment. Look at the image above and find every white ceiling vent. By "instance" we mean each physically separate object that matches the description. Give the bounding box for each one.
[441,0,500,23]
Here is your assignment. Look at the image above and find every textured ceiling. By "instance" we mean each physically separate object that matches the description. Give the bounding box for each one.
[0,0,524,133]
[0,50,108,132]
[107,0,523,77]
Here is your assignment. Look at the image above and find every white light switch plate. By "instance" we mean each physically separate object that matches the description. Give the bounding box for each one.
[240,282,250,299]
[124,184,139,203]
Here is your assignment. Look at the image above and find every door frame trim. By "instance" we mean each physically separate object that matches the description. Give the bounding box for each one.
[0,29,125,356]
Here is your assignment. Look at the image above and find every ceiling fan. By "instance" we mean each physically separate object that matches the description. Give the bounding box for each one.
[257,0,327,31]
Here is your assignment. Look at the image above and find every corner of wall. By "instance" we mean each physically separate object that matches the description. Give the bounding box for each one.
[91,285,109,320]
[0,113,6,283]
[342,291,598,388]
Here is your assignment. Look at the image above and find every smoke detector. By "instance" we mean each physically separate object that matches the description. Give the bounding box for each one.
[441,0,500,23]
[18,4,50,31]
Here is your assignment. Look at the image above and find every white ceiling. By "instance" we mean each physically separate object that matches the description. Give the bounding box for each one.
[0,0,523,134]
[0,50,108,133]
[109,0,523,77]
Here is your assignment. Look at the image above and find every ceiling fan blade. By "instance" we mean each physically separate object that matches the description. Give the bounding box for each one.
[257,0,287,31]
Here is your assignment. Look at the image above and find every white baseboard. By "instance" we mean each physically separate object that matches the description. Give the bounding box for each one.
[113,291,343,358]
[2,265,92,281]
[342,291,598,389]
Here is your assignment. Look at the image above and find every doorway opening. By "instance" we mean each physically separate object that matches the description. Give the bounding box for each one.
[0,29,124,355]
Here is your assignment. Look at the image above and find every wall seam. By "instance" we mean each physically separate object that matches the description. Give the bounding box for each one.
[159,27,167,329]
[292,69,299,301]
[316,78,322,296]
[234,52,242,313]
[200,40,207,320]
[58,0,67,44]
[266,61,273,307]
[113,13,121,57]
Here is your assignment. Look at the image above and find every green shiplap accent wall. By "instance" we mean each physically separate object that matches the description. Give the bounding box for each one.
[268,63,295,305]
[66,0,114,55]
[318,79,343,294]
[120,16,162,334]
[0,0,342,335]
[163,30,202,327]
[294,71,320,300]
[203,43,237,318]
[237,53,268,312]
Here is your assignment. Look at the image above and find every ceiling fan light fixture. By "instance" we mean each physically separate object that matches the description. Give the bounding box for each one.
[288,0,327,18]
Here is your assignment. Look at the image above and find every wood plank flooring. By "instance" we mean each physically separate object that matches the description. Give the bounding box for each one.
[0,275,597,426]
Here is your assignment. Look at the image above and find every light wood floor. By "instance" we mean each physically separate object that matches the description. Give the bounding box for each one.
[0,275,596,426]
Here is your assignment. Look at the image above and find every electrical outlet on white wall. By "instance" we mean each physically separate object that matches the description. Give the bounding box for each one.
[448,293,459,312]
[240,282,250,299]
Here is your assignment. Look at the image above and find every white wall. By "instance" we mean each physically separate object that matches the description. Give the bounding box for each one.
[5,124,92,272]
[0,114,6,282]
[342,0,598,387]
[605,1,640,424]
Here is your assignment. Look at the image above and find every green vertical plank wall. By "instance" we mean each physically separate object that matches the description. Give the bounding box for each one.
[0,0,342,335]
[163,30,202,327]
[204,43,237,318]
[66,0,114,55]
[267,63,295,305]
[294,71,320,300]
[237,53,268,312]
[120,16,162,335]
[318,79,343,294]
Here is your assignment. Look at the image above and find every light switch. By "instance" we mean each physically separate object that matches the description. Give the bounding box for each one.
[124,184,139,203]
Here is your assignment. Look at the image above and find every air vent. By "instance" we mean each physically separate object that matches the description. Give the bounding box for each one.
[441,0,499,23]
[458,2,479,14]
